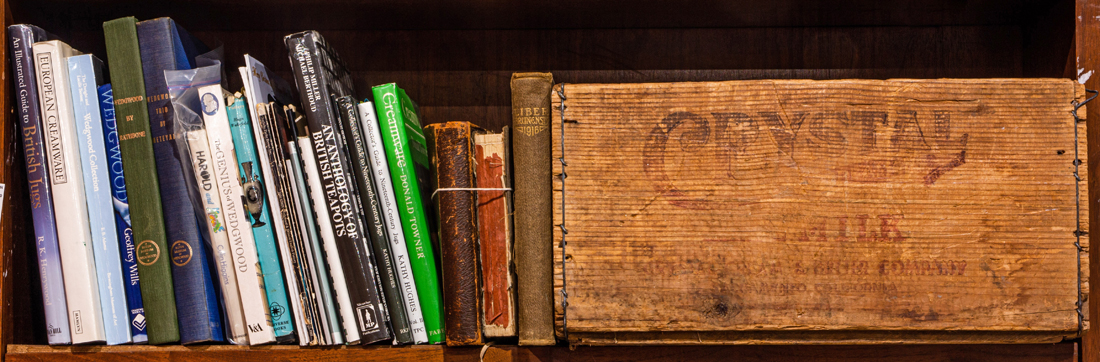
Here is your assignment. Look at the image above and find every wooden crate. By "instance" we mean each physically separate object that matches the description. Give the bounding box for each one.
[551,79,1090,344]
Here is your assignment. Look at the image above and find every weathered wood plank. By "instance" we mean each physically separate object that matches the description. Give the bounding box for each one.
[552,79,1087,344]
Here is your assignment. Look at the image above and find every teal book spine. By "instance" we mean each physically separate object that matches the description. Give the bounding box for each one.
[226,94,293,339]
[371,83,444,343]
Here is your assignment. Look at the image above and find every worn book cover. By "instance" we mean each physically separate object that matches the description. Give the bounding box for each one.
[510,73,555,345]
[551,79,1089,344]
[425,122,485,346]
[475,129,516,338]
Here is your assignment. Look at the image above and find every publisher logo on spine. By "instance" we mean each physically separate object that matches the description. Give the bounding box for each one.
[136,240,160,266]
[357,304,378,332]
[171,240,193,266]
[201,92,219,116]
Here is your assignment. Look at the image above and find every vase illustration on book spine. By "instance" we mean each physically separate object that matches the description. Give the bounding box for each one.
[510,72,555,345]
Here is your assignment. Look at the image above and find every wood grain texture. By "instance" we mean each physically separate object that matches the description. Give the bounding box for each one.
[1078,0,1100,360]
[552,79,1088,344]
[3,343,1078,362]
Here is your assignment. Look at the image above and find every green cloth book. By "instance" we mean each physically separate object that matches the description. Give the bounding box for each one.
[102,16,180,345]
[372,83,444,343]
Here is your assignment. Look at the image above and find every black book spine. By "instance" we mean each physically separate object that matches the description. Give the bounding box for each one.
[336,96,411,344]
[285,31,389,344]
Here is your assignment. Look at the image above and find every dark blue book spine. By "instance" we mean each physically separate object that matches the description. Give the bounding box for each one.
[7,24,71,345]
[99,84,149,344]
[135,18,224,344]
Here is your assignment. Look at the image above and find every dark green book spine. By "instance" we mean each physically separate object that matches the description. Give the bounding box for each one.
[103,16,180,345]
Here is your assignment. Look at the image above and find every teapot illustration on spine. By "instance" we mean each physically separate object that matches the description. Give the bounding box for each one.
[240,161,266,227]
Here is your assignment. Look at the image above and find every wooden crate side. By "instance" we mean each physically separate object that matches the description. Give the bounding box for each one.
[553,79,1083,343]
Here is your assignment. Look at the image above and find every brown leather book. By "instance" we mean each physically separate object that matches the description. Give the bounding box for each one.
[426,121,485,346]
[510,72,556,345]
[475,128,517,338]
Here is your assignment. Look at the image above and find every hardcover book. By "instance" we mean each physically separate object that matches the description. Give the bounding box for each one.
[285,30,388,344]
[335,95,394,343]
[135,17,223,344]
[7,24,70,345]
[425,122,485,346]
[33,39,106,345]
[371,83,445,343]
[196,84,276,345]
[227,93,294,340]
[358,101,428,344]
[103,16,179,344]
[183,127,248,345]
[68,54,131,345]
[474,129,516,338]
[550,79,1089,344]
[98,84,149,344]
[509,72,555,346]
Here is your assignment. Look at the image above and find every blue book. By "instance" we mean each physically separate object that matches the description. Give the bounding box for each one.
[227,95,294,340]
[99,84,149,344]
[7,24,70,345]
[68,54,131,345]
[135,17,224,344]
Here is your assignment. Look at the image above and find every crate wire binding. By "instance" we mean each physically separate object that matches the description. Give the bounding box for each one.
[1074,88,1096,337]
[553,84,1100,340]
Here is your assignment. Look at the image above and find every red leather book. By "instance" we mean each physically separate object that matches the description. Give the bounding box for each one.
[475,129,516,338]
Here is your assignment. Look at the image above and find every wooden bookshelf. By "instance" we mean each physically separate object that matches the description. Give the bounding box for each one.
[0,0,1095,360]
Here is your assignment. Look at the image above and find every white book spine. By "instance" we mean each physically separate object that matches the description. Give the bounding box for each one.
[298,137,358,344]
[198,84,275,345]
[185,129,249,345]
[238,65,306,345]
[357,101,428,343]
[33,40,105,344]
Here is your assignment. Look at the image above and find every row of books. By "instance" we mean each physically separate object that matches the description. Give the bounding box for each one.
[11,17,517,346]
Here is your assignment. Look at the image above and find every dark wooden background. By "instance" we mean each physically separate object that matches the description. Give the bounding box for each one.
[1,0,1088,360]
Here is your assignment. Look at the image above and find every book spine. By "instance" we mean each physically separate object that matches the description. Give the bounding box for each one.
[298,136,356,344]
[286,31,383,344]
[103,17,179,345]
[358,101,427,344]
[7,24,71,345]
[287,135,342,345]
[335,96,396,343]
[68,54,131,345]
[98,84,149,344]
[474,130,516,338]
[249,100,309,346]
[371,83,445,343]
[136,19,223,344]
[227,96,294,339]
[425,122,484,346]
[35,40,107,345]
[198,84,277,345]
[183,128,248,345]
[509,72,555,345]
[344,99,413,345]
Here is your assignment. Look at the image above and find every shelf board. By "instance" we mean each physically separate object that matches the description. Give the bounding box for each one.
[3,343,1078,362]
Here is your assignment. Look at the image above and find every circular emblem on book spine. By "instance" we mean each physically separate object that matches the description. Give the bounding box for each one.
[201,92,219,116]
[136,240,160,266]
[171,240,193,266]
